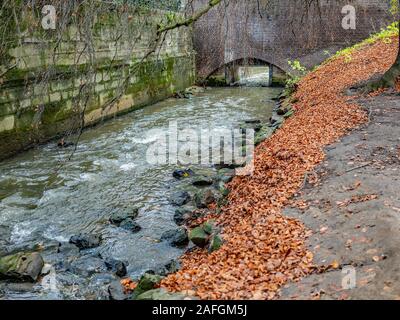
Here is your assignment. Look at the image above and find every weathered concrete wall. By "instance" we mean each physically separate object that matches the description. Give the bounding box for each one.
[0,3,195,160]
[192,0,394,78]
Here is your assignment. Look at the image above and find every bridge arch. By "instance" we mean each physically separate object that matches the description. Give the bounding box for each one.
[206,56,288,86]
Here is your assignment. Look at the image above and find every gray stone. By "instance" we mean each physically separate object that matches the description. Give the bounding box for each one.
[0,252,44,282]
[192,175,214,187]
[169,191,191,206]
[161,228,189,248]
[194,189,216,209]
[57,242,80,258]
[110,208,139,226]
[69,256,107,277]
[108,280,128,300]
[105,258,127,277]
[164,259,181,275]
[218,168,235,184]
[0,225,11,245]
[3,282,35,293]
[173,207,194,226]
[119,219,142,233]
[255,126,274,145]
[69,234,102,250]
[240,121,263,133]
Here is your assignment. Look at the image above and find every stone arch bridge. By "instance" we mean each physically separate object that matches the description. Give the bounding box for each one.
[190,0,394,82]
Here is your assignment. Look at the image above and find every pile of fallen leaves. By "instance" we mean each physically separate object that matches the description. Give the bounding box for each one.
[121,278,137,293]
[161,36,398,300]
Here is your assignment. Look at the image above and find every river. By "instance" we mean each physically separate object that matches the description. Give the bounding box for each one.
[0,86,281,299]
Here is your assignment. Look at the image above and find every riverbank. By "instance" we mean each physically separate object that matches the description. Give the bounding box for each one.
[279,93,400,300]
[0,87,281,300]
[161,31,400,299]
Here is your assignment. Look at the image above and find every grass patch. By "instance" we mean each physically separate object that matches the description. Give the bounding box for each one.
[330,22,399,61]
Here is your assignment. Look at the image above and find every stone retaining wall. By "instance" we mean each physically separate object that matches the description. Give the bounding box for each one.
[0,3,195,160]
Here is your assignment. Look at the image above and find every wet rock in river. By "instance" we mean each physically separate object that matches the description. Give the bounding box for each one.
[69,255,107,277]
[217,168,235,184]
[1,282,36,293]
[214,162,244,170]
[185,86,205,95]
[173,206,195,226]
[194,188,216,209]
[57,242,80,258]
[161,228,189,248]
[269,114,284,128]
[240,121,263,133]
[108,280,128,300]
[69,234,102,250]
[0,252,44,282]
[192,175,214,187]
[255,126,274,146]
[110,208,140,226]
[164,259,181,275]
[169,191,191,206]
[0,226,11,257]
[0,225,11,245]
[146,259,181,277]
[119,219,142,233]
[105,258,127,277]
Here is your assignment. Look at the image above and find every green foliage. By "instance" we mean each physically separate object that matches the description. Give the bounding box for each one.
[330,22,399,63]
[285,60,308,93]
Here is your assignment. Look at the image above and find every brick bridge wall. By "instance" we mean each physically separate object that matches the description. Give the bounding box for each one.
[192,0,394,79]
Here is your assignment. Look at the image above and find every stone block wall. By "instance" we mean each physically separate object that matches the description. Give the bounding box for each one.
[0,2,195,160]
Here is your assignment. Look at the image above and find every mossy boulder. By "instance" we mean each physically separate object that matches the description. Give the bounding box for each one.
[136,288,187,300]
[189,227,209,248]
[133,273,164,297]
[209,234,223,253]
[0,252,44,282]
[203,219,216,235]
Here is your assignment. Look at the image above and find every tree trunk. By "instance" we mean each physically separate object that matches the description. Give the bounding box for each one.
[365,1,400,92]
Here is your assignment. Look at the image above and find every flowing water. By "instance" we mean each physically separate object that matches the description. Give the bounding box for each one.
[0,86,281,300]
